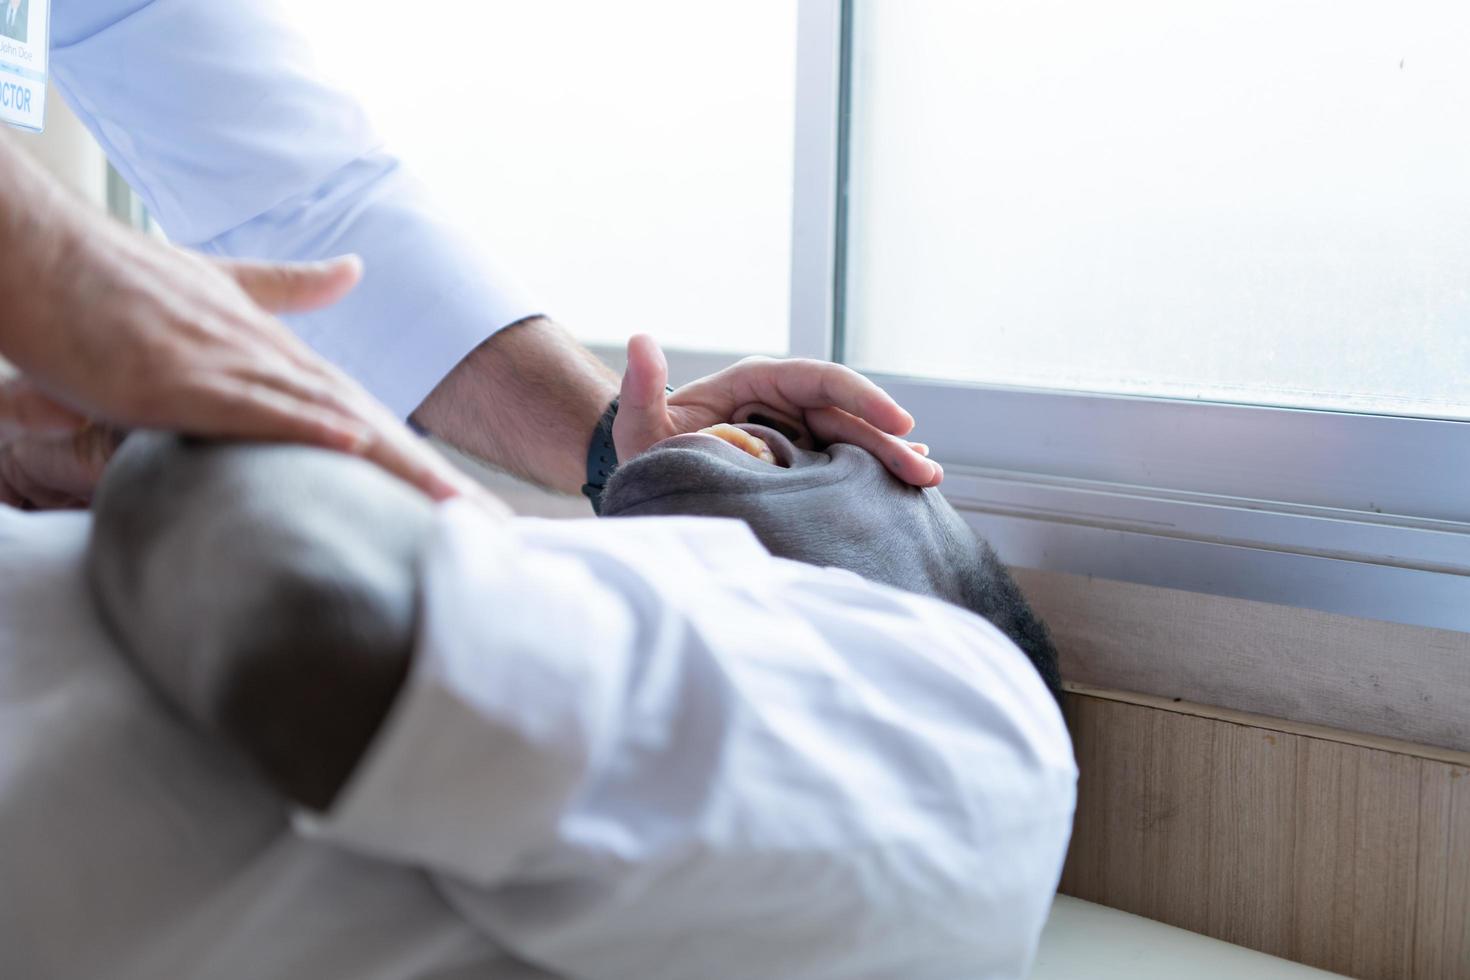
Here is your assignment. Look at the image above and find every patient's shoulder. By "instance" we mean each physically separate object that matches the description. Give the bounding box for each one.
[87,433,438,810]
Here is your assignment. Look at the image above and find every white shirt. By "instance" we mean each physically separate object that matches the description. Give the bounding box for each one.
[0,508,535,980]
[51,0,540,418]
[0,503,1075,979]
[308,503,1078,979]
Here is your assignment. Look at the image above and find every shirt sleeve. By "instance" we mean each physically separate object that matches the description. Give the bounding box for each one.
[49,0,540,417]
[303,504,1078,980]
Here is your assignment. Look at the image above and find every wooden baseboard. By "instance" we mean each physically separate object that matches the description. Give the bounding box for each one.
[1059,691,1470,979]
[1016,568,1470,753]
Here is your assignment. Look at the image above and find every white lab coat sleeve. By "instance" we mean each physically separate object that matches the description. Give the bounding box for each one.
[49,0,540,417]
[305,504,1078,980]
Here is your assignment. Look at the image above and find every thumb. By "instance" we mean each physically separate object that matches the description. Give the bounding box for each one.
[0,377,88,439]
[220,254,363,314]
[612,334,672,458]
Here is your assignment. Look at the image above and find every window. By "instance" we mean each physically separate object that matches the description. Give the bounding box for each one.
[842,0,1470,421]
[292,1,1468,631]
[291,1,797,354]
[822,0,1466,633]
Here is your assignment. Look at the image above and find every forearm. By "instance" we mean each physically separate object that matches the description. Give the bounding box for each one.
[412,316,618,494]
[0,132,99,363]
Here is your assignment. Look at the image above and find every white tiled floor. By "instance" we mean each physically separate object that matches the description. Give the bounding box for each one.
[1031,897,1346,979]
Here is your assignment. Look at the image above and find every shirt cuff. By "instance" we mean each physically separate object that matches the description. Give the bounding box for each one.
[206,155,543,419]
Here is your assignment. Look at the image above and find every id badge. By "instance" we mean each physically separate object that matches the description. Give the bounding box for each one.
[0,0,47,132]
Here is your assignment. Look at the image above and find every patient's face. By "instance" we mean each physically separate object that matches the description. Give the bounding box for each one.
[603,421,1064,701]
[601,422,982,610]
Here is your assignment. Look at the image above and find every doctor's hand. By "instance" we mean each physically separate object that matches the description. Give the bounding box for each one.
[612,334,942,487]
[1,229,470,501]
[0,423,121,510]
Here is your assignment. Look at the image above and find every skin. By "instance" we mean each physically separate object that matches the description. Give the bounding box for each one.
[0,132,471,501]
[87,427,1057,814]
[0,424,120,510]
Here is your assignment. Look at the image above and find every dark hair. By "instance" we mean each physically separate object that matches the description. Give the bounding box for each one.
[958,540,1063,704]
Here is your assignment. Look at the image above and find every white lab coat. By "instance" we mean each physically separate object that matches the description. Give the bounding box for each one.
[51,0,539,417]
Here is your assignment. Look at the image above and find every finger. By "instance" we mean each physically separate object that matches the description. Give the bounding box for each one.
[0,378,88,438]
[354,422,478,502]
[229,356,370,420]
[194,377,468,501]
[173,377,376,453]
[0,446,31,508]
[67,425,124,494]
[611,334,673,459]
[807,406,943,487]
[4,426,122,508]
[724,359,914,437]
[219,254,364,314]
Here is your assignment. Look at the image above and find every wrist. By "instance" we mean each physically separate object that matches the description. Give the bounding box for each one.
[581,396,621,515]
[412,316,619,495]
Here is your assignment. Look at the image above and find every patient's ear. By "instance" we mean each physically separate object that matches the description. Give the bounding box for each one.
[731,404,815,449]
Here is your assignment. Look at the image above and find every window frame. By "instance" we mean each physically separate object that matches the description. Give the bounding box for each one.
[602,0,1470,633]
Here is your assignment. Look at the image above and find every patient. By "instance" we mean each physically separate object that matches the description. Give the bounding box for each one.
[600,419,1063,699]
[92,423,1062,807]
[86,423,1074,980]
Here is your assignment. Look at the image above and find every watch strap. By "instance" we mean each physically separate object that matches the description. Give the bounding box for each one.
[581,386,674,516]
[581,397,621,515]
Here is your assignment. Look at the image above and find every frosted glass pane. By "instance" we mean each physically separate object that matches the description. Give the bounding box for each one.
[290,2,795,354]
[845,0,1470,419]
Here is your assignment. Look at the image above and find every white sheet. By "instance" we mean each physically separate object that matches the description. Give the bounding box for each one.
[0,507,536,980]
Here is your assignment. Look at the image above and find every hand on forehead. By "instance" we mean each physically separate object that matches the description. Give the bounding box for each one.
[611,335,942,489]
[662,400,929,472]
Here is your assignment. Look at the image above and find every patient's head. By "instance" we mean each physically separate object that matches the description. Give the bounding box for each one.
[601,421,1062,700]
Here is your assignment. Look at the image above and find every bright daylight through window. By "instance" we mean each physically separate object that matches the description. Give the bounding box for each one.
[843,0,1470,420]
[290,1,797,354]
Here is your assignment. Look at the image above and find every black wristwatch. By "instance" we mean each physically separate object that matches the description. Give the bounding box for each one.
[581,397,621,515]
[581,387,674,515]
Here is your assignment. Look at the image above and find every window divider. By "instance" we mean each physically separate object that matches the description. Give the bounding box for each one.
[787,0,846,361]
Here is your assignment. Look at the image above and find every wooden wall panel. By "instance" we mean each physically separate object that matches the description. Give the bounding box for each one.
[1015,568,1470,753]
[1060,691,1470,979]
[1414,761,1470,976]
